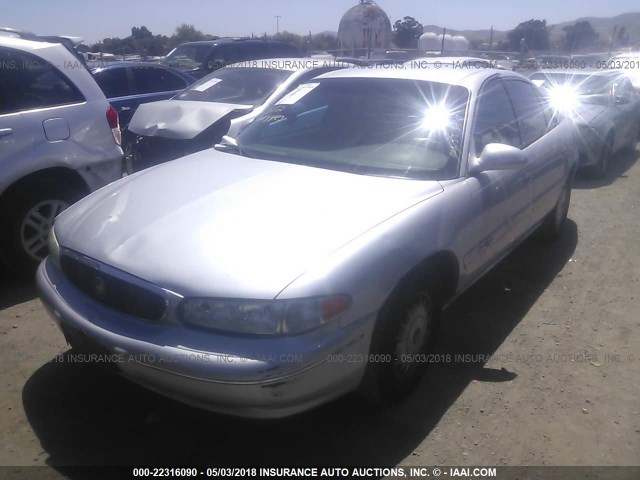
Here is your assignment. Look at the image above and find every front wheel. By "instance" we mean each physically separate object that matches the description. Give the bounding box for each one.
[586,136,613,179]
[360,278,441,404]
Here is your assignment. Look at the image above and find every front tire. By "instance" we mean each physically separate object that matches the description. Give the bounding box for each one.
[0,182,79,275]
[586,136,613,179]
[360,277,441,404]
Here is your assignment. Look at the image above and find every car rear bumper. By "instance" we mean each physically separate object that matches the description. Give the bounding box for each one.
[36,258,375,418]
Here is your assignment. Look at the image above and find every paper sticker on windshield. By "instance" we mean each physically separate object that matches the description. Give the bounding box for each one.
[193,78,223,92]
[531,79,546,88]
[277,83,320,105]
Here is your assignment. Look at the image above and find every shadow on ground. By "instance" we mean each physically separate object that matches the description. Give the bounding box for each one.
[22,222,578,473]
[0,266,37,310]
[573,146,639,189]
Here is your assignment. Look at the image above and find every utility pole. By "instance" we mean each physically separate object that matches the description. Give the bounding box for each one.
[441,27,446,54]
[489,25,494,51]
[275,16,282,35]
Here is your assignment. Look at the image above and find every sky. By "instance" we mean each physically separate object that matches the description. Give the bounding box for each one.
[3,0,639,44]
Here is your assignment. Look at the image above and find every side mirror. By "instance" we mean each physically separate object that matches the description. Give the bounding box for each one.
[470,143,528,174]
[615,94,629,105]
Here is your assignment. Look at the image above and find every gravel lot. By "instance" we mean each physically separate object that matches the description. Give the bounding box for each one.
[0,146,638,477]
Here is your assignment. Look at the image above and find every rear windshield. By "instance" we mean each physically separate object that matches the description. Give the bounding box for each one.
[174,67,292,106]
[164,44,212,69]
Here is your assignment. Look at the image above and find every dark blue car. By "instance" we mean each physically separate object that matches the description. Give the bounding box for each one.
[91,62,196,127]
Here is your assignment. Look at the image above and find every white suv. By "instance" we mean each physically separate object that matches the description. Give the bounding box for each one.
[0,33,124,273]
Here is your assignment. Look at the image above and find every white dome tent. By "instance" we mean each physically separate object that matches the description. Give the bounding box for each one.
[338,0,392,57]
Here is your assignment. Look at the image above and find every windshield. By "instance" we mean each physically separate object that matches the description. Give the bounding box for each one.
[237,78,469,180]
[174,67,293,106]
[163,44,211,69]
[530,73,613,105]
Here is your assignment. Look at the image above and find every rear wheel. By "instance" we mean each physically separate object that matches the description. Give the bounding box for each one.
[360,276,441,404]
[0,182,80,275]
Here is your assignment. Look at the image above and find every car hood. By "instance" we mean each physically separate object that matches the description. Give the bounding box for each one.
[55,151,443,299]
[128,100,253,140]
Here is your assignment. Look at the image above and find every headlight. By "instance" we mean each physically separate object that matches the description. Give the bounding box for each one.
[179,295,351,335]
[548,85,579,112]
[48,226,61,264]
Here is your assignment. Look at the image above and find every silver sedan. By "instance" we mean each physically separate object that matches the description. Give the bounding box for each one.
[37,68,578,418]
[530,69,640,178]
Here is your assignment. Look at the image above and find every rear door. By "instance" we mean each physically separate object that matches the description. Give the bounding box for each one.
[503,78,566,224]
[612,77,639,149]
[0,47,31,189]
[93,67,135,125]
[462,78,533,278]
[127,66,191,124]
[0,46,86,182]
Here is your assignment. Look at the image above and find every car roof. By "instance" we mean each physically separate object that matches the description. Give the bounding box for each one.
[529,69,621,77]
[0,34,59,51]
[177,39,292,47]
[405,57,507,70]
[315,66,523,90]
[91,61,179,71]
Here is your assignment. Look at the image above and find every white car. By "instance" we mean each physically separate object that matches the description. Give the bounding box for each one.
[0,32,124,273]
[128,58,350,171]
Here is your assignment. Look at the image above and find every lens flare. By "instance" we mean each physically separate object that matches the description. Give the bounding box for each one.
[421,104,452,132]
[548,85,579,112]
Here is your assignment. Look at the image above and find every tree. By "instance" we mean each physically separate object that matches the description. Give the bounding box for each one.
[131,26,153,40]
[561,21,599,53]
[393,16,423,49]
[506,19,549,52]
[170,24,209,47]
[611,25,629,49]
[310,33,339,53]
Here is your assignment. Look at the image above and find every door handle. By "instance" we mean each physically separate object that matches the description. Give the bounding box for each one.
[0,128,13,138]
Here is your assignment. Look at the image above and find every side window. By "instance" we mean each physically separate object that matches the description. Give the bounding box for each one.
[93,68,130,98]
[210,44,239,69]
[131,67,187,94]
[473,80,521,153]
[504,80,549,147]
[0,47,85,114]
[238,43,268,61]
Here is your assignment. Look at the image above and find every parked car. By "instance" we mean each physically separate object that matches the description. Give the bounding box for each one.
[91,62,196,128]
[405,57,507,70]
[162,39,303,79]
[530,69,640,178]
[0,34,123,273]
[609,52,640,92]
[38,67,577,418]
[128,58,349,172]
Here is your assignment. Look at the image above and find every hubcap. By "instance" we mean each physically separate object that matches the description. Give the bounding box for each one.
[393,294,432,378]
[20,200,69,261]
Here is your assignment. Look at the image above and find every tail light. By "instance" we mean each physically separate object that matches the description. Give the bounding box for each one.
[106,105,122,146]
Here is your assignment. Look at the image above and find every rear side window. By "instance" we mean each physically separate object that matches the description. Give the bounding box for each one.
[131,66,188,94]
[504,80,549,147]
[93,68,130,98]
[473,80,520,153]
[0,47,85,114]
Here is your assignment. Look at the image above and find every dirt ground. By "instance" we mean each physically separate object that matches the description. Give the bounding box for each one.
[0,146,639,478]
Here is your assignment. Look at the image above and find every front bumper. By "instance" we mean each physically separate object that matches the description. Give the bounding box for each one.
[37,258,376,418]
